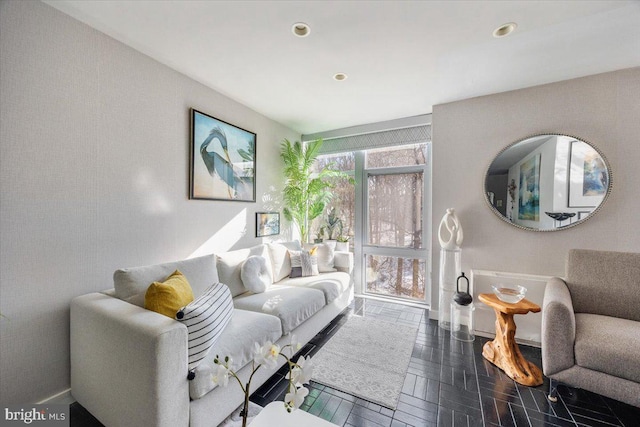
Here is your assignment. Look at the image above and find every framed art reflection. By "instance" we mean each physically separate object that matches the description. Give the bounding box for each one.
[569,141,608,208]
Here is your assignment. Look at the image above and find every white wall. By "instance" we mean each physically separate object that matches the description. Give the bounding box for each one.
[431,67,640,314]
[0,1,299,404]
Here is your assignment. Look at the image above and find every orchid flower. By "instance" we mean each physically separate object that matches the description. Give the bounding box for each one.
[212,363,230,387]
[254,341,280,369]
[284,384,309,410]
[286,355,313,386]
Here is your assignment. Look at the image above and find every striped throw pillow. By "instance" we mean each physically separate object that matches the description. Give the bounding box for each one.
[176,282,233,372]
[289,248,319,278]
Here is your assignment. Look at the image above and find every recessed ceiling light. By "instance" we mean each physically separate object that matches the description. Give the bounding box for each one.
[333,73,348,81]
[292,22,310,37]
[493,22,517,38]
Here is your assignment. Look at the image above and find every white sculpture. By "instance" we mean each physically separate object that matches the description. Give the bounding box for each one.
[438,208,464,250]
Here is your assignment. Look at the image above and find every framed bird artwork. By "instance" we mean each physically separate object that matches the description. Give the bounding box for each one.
[190,109,256,202]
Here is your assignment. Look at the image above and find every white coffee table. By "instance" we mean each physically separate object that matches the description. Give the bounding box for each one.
[250,402,336,427]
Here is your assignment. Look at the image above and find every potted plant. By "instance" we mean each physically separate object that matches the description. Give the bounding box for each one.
[323,207,342,242]
[280,139,347,243]
[336,235,350,252]
[313,226,325,244]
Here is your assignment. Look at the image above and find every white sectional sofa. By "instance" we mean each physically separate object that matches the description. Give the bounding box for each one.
[70,241,353,427]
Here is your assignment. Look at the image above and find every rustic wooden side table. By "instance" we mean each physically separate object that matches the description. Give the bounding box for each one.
[478,293,543,386]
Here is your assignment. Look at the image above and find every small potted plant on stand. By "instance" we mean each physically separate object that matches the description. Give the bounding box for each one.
[323,207,342,244]
[313,227,325,244]
[335,235,350,252]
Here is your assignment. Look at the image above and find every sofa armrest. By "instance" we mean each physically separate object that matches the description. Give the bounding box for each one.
[334,251,354,274]
[71,292,189,427]
[541,277,576,376]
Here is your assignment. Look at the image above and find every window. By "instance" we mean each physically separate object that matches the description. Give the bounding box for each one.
[316,142,430,304]
[312,153,355,243]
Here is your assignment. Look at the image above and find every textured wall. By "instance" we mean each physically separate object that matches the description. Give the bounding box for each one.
[431,67,640,313]
[0,1,298,404]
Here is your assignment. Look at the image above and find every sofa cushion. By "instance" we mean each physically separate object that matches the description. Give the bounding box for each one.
[114,254,218,307]
[284,271,351,304]
[189,308,282,400]
[217,245,270,297]
[574,313,640,383]
[241,255,272,293]
[289,249,319,278]
[176,282,234,371]
[267,241,301,282]
[233,286,325,334]
[144,270,195,318]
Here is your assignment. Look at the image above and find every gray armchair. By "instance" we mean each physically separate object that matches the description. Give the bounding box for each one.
[541,249,640,407]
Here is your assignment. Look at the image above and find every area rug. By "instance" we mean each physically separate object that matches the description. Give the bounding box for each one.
[311,315,419,409]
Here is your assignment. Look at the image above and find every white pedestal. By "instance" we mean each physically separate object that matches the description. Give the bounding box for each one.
[438,248,461,330]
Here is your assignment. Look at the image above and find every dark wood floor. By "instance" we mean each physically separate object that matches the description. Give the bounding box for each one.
[71,298,640,426]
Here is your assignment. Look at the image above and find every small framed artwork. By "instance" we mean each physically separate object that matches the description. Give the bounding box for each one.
[190,109,256,202]
[568,140,608,208]
[256,212,280,237]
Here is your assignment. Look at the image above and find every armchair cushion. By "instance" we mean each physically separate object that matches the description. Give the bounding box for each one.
[574,313,640,383]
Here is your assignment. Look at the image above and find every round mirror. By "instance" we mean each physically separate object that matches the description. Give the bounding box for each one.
[485,134,612,231]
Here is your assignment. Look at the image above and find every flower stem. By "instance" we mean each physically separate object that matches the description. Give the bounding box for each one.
[241,384,250,427]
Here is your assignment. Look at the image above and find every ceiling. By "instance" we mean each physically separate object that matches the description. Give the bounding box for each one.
[45,1,640,135]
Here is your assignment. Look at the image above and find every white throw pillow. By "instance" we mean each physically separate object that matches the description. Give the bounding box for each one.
[176,283,233,372]
[304,242,337,273]
[240,256,272,293]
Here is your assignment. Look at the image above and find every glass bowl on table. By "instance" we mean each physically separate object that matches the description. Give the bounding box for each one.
[491,284,527,304]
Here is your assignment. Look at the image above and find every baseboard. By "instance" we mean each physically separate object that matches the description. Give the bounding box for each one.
[356,293,431,310]
[37,388,75,405]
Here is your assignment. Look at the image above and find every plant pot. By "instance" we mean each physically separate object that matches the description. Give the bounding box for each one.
[335,242,349,252]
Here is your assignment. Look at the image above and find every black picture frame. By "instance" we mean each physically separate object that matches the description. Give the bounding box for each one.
[190,109,256,202]
[256,212,280,237]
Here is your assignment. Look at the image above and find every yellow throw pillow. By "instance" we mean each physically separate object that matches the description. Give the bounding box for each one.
[144,270,195,318]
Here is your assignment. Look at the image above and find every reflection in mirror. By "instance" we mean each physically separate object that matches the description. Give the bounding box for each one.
[485,134,611,231]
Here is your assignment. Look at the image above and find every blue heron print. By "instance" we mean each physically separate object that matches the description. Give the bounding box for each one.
[200,127,238,199]
[191,109,256,201]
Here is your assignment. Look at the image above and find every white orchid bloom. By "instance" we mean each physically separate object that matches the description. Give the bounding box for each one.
[286,355,313,386]
[254,341,280,369]
[212,363,230,387]
[284,384,309,410]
